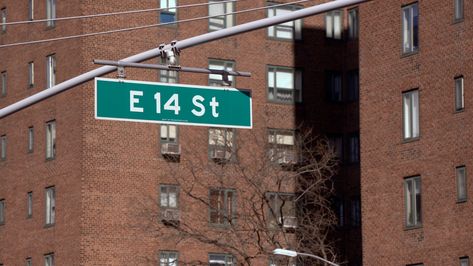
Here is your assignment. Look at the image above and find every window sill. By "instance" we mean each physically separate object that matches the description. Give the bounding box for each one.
[454,109,465,114]
[453,18,464,24]
[402,137,420,144]
[45,157,55,162]
[401,50,419,58]
[45,25,56,30]
[456,199,467,204]
[44,223,55,228]
[404,224,422,231]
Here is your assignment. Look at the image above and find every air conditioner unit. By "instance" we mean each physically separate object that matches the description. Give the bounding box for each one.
[161,143,181,155]
[160,208,180,221]
[210,148,231,162]
[279,216,297,228]
[277,150,298,165]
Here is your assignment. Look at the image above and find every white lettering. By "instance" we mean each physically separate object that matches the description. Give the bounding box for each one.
[191,95,205,116]
[210,97,219,118]
[130,90,144,113]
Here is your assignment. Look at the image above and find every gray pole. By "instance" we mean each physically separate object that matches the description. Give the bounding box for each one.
[0,0,369,118]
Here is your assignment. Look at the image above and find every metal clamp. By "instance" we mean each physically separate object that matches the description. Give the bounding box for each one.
[117,61,126,79]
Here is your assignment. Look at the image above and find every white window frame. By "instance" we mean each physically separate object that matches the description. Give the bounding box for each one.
[455,76,464,111]
[44,253,54,266]
[29,0,34,21]
[46,0,56,27]
[456,166,467,202]
[208,128,236,161]
[403,90,420,140]
[1,71,6,97]
[209,188,236,226]
[404,176,421,227]
[267,66,302,104]
[1,8,6,32]
[326,10,343,39]
[402,3,419,54]
[348,8,359,40]
[160,251,179,266]
[160,0,177,23]
[209,253,236,266]
[1,135,6,160]
[209,59,235,86]
[267,3,302,40]
[268,129,297,163]
[46,120,56,159]
[27,192,33,218]
[28,62,35,88]
[160,185,179,209]
[28,126,34,153]
[160,124,178,144]
[454,0,464,21]
[46,54,56,89]
[209,0,235,31]
[45,186,55,225]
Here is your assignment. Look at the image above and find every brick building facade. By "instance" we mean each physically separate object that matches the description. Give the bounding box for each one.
[0,0,364,265]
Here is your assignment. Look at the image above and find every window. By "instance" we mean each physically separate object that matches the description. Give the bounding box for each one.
[456,166,467,202]
[209,59,235,86]
[455,0,464,21]
[347,70,359,101]
[326,10,342,39]
[268,66,302,104]
[348,8,359,40]
[0,199,4,225]
[27,192,33,218]
[333,197,344,226]
[46,120,56,159]
[403,90,420,140]
[46,54,56,89]
[1,71,6,97]
[160,251,178,266]
[455,76,464,111]
[28,62,35,88]
[328,135,343,160]
[45,186,55,225]
[29,0,34,21]
[460,256,470,266]
[160,185,179,209]
[208,128,236,162]
[209,253,236,266]
[44,253,54,266]
[268,129,297,164]
[46,0,56,27]
[209,188,236,226]
[404,176,421,227]
[160,0,177,23]
[1,135,6,160]
[26,257,32,266]
[267,3,302,40]
[326,71,342,102]
[267,193,296,229]
[402,3,419,54]
[159,57,178,83]
[351,197,361,227]
[209,0,234,31]
[347,133,359,163]
[28,126,34,153]
[1,8,6,33]
[160,124,178,144]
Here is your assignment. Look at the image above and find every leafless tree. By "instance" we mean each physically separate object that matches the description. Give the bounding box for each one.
[136,127,339,266]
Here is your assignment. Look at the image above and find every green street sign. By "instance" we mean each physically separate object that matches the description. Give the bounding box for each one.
[95,78,252,128]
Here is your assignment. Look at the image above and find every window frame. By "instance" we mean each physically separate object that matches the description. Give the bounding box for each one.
[208,127,237,162]
[350,196,361,227]
[0,199,5,225]
[326,70,343,103]
[28,126,34,153]
[208,253,236,266]
[27,191,33,218]
[455,76,464,112]
[28,61,35,88]
[267,2,302,41]
[267,128,297,164]
[266,192,297,229]
[46,54,56,89]
[460,256,470,266]
[208,188,237,226]
[347,69,359,101]
[402,89,420,140]
[454,0,464,22]
[456,166,467,203]
[44,253,54,266]
[347,132,360,164]
[209,59,236,87]
[267,65,302,104]
[160,124,179,144]
[348,8,359,40]
[1,71,7,97]
[401,2,419,55]
[1,8,6,33]
[209,0,235,31]
[326,9,343,40]
[46,120,56,160]
[160,184,179,209]
[0,134,6,160]
[160,0,177,24]
[45,186,55,226]
[159,250,179,266]
[404,175,422,228]
[46,0,56,27]
[159,57,179,83]
[26,257,32,266]
[28,0,34,21]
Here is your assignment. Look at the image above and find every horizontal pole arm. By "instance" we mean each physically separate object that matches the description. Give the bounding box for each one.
[0,0,369,119]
